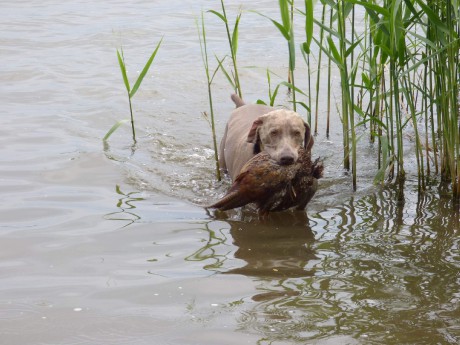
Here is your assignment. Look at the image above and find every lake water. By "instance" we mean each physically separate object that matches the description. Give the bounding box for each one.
[1,1,459,344]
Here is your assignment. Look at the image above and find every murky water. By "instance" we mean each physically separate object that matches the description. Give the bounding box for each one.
[1,1,459,344]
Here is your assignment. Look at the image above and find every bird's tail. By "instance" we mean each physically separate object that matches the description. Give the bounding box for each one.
[207,191,249,211]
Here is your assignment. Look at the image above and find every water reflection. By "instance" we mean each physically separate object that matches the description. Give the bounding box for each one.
[185,221,233,271]
[201,183,460,344]
[224,212,316,278]
[104,184,143,228]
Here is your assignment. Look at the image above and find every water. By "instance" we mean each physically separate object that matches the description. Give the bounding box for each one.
[1,1,459,344]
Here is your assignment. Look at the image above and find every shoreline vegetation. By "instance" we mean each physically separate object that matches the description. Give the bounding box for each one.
[201,0,459,205]
[106,0,459,205]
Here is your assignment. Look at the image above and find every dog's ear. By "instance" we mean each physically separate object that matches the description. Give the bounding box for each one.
[247,117,264,143]
[303,121,314,151]
[247,117,264,154]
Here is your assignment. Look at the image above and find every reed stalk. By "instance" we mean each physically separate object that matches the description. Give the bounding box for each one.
[197,13,221,181]
[326,6,333,138]
[301,0,314,126]
[209,0,243,98]
[104,40,162,142]
[257,69,282,106]
[201,0,460,201]
[259,0,297,111]
[313,2,327,135]
[337,0,354,184]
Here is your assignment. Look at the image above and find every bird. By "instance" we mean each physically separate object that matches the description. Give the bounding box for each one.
[208,148,323,215]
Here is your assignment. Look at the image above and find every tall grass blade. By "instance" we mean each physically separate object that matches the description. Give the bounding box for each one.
[214,55,233,86]
[261,14,291,40]
[303,0,314,54]
[103,119,129,142]
[207,10,226,23]
[211,1,243,98]
[117,49,130,93]
[197,12,221,181]
[231,13,241,56]
[279,0,291,32]
[130,38,163,98]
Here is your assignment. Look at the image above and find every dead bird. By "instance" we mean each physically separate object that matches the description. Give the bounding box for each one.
[208,148,323,215]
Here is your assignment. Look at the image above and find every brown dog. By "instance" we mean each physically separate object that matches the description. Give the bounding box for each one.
[219,94,314,180]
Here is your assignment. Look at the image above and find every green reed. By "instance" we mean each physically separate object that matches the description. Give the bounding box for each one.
[313,1,327,135]
[103,40,162,142]
[300,0,315,125]
[306,0,458,200]
[209,0,243,98]
[256,69,282,106]
[318,0,357,187]
[201,0,459,202]
[197,12,221,181]
[258,0,298,111]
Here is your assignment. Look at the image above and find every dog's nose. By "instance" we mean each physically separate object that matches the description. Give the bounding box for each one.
[280,155,295,165]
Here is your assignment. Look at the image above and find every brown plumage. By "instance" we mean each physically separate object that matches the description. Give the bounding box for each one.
[208,148,323,215]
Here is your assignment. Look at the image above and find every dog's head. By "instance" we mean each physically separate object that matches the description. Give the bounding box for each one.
[247,109,313,165]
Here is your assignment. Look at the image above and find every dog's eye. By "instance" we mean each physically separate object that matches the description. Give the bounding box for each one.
[293,130,302,137]
[270,130,279,137]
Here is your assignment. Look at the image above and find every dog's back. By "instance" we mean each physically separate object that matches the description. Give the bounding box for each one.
[219,96,274,180]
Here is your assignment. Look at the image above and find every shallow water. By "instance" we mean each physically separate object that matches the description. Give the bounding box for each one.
[1,1,459,344]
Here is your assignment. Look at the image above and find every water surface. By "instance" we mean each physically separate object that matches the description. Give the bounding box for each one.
[1,1,459,344]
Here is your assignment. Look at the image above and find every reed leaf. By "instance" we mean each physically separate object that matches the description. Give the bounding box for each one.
[326,36,343,66]
[212,1,243,98]
[278,0,291,33]
[130,38,163,98]
[346,0,390,18]
[345,38,363,58]
[303,0,314,54]
[259,13,291,40]
[413,0,450,35]
[313,17,350,42]
[117,49,130,93]
[103,119,129,142]
[213,55,231,85]
[296,101,311,113]
[231,13,241,56]
[207,10,226,23]
[280,81,307,96]
[264,69,282,106]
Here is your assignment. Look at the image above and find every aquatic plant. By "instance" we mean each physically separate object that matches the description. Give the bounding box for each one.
[256,69,282,106]
[299,0,315,126]
[201,0,459,202]
[257,0,298,111]
[208,0,243,98]
[309,0,458,200]
[197,12,222,181]
[103,39,162,142]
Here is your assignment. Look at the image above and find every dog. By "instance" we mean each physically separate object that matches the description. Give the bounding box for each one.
[219,94,314,181]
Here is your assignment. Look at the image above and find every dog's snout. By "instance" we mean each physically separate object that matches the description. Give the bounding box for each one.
[280,155,295,165]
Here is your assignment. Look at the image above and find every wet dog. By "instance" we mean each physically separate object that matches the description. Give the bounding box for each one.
[219,94,314,180]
